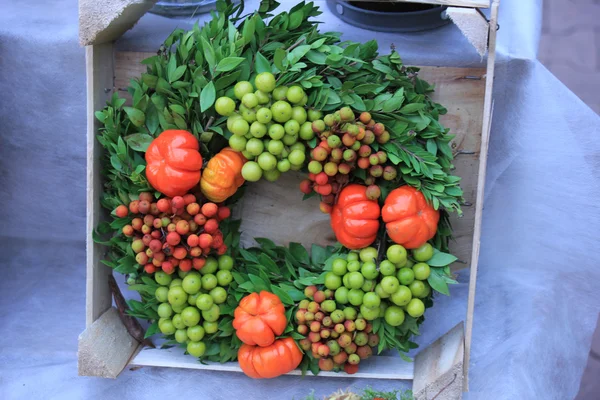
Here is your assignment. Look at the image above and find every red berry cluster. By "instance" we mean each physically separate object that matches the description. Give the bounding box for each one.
[299,108,398,213]
[114,192,231,275]
[296,286,379,375]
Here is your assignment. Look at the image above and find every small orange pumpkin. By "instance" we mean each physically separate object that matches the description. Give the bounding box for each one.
[200,147,246,203]
[330,184,381,250]
[237,338,303,379]
[382,186,439,249]
[232,291,287,347]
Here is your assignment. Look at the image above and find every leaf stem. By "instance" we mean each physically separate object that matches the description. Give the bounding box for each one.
[286,37,306,52]
[204,116,215,131]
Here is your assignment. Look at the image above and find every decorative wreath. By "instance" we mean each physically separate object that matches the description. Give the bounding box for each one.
[94,0,462,378]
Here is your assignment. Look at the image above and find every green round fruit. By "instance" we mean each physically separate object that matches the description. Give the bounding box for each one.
[413,263,431,280]
[256,108,273,124]
[175,329,188,343]
[201,257,218,275]
[216,270,233,286]
[359,247,378,263]
[361,279,376,292]
[188,292,201,306]
[187,341,206,357]
[168,286,188,306]
[360,304,380,321]
[362,292,381,308]
[390,285,412,306]
[325,272,342,290]
[282,134,297,146]
[257,152,277,171]
[241,108,257,123]
[246,138,264,156]
[209,287,228,304]
[379,260,396,276]
[242,93,258,108]
[230,119,250,136]
[203,321,218,334]
[286,86,305,104]
[172,314,186,329]
[155,271,172,286]
[321,300,337,313]
[332,258,348,276]
[346,252,359,262]
[384,306,405,326]
[380,276,400,294]
[409,280,427,298]
[277,159,291,172]
[215,97,236,116]
[346,260,361,272]
[335,287,349,304]
[158,319,176,335]
[271,101,293,123]
[182,273,202,295]
[218,255,234,270]
[397,268,415,285]
[291,106,307,124]
[187,325,205,342]
[288,149,305,166]
[346,271,364,290]
[234,81,254,100]
[171,303,186,313]
[170,278,182,287]
[374,283,390,299]
[272,86,288,100]
[241,161,263,182]
[419,282,431,299]
[155,286,168,302]
[181,306,201,327]
[255,90,270,104]
[268,124,285,140]
[360,261,378,280]
[250,122,267,138]
[157,303,173,318]
[406,298,425,318]
[227,114,242,131]
[348,289,364,306]
[387,244,408,265]
[284,119,300,135]
[201,274,218,291]
[202,304,221,322]
[299,121,315,140]
[308,160,323,174]
[229,135,247,151]
[267,140,284,155]
[308,109,322,122]
[413,243,434,262]
[343,307,357,320]
[255,72,276,92]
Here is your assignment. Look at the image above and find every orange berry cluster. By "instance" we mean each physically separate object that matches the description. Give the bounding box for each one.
[114,192,231,275]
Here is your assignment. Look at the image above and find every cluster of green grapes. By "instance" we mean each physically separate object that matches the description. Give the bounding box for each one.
[323,244,435,328]
[153,255,234,357]
[215,72,323,182]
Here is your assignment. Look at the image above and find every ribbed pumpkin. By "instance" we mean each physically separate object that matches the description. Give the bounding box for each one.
[237,338,303,379]
[232,291,287,347]
[382,186,439,249]
[200,147,246,202]
[330,184,380,250]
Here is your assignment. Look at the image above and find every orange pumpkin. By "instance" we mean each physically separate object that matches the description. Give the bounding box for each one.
[200,147,246,203]
[382,186,439,249]
[237,338,303,379]
[330,184,380,250]
[145,130,203,197]
[232,291,287,347]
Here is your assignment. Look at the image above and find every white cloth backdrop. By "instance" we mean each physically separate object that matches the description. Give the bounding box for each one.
[1,0,599,399]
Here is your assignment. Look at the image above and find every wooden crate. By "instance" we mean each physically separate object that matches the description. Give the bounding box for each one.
[79,1,499,398]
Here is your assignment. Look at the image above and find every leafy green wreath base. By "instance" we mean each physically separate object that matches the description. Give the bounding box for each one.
[94,0,462,375]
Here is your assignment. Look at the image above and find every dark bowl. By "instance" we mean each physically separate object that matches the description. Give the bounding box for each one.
[326,0,450,33]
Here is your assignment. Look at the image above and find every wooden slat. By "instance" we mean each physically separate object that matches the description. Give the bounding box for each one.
[131,346,414,379]
[86,44,115,327]
[463,0,500,389]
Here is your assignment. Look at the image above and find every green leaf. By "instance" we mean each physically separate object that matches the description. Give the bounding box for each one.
[170,65,187,83]
[310,244,327,266]
[248,274,270,292]
[216,57,246,72]
[428,268,450,295]
[254,52,271,74]
[382,96,404,113]
[288,9,304,30]
[399,103,426,114]
[273,48,286,71]
[123,107,145,127]
[144,321,159,338]
[271,286,294,306]
[426,139,438,155]
[427,250,458,267]
[305,50,327,65]
[200,81,216,112]
[289,242,309,265]
[124,133,154,152]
